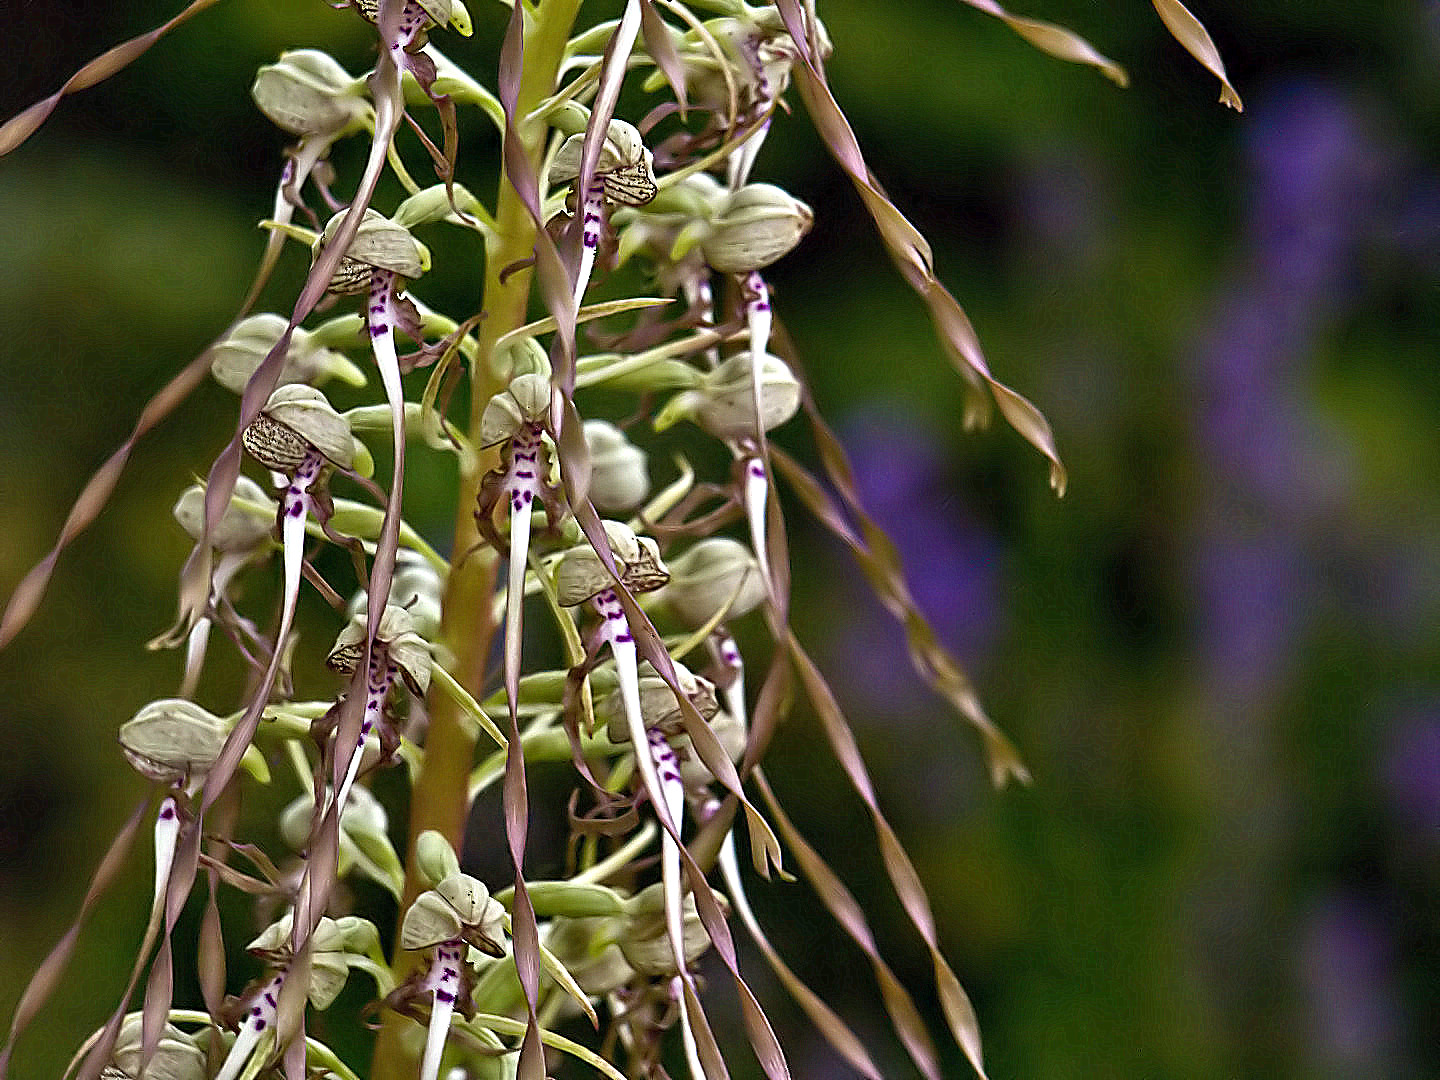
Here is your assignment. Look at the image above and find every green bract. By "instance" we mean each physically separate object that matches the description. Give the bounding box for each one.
[210,313,365,395]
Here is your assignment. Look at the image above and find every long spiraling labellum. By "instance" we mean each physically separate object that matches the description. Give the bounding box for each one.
[333,650,397,816]
[366,269,408,500]
[180,551,247,698]
[503,423,544,703]
[277,449,325,666]
[152,797,180,919]
[648,726,706,1076]
[743,454,776,604]
[714,631,747,733]
[419,943,464,1080]
[212,971,283,1080]
[595,587,708,1038]
[573,176,607,307]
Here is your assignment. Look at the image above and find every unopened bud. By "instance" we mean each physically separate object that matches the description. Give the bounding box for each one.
[701,183,813,273]
[109,1015,205,1080]
[654,351,801,439]
[619,883,713,976]
[313,208,429,295]
[251,50,368,139]
[554,521,669,606]
[494,335,551,381]
[655,537,766,627]
[210,313,365,394]
[583,420,649,512]
[242,384,357,472]
[415,829,461,887]
[172,476,274,553]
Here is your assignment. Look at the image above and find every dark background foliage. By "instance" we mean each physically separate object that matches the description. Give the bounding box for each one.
[2,1,1437,1077]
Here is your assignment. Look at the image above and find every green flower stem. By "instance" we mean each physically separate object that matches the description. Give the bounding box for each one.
[369,2,584,1076]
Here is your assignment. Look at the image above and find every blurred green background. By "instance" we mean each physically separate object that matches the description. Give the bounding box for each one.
[2,1,1437,1077]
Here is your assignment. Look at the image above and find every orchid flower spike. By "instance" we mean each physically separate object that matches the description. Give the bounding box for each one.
[551,118,658,303]
[242,383,358,673]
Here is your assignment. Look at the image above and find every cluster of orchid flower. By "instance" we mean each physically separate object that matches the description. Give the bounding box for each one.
[0,0,1242,1078]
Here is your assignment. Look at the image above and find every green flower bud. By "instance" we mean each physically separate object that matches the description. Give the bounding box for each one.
[171,476,275,553]
[478,372,551,447]
[313,208,429,295]
[251,50,368,139]
[391,181,485,231]
[598,659,719,744]
[678,704,747,788]
[583,420,649,512]
[494,335,551,381]
[347,550,445,640]
[326,604,432,695]
[700,183,813,274]
[655,537,766,627]
[279,784,401,897]
[654,351,800,439]
[551,119,658,206]
[333,914,382,958]
[554,521,669,606]
[107,1015,205,1080]
[619,883,712,976]
[210,313,365,395]
[118,699,227,785]
[543,916,632,996]
[242,384,357,473]
[415,829,461,887]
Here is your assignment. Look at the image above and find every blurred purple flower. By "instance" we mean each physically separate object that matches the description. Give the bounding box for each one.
[1383,707,1440,839]
[1299,892,1405,1076]
[1190,82,1385,703]
[825,405,1001,720]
